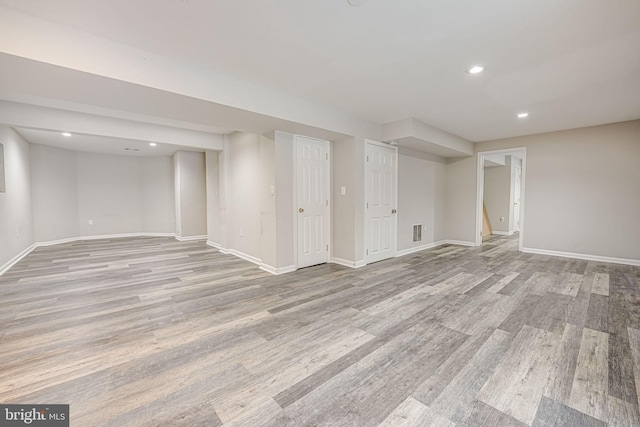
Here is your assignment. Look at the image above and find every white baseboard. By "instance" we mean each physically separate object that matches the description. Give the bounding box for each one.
[444,240,476,247]
[36,233,176,247]
[216,246,296,275]
[226,249,262,266]
[206,240,222,249]
[260,264,296,275]
[522,247,640,267]
[331,258,367,268]
[396,240,447,257]
[36,237,81,247]
[175,235,208,242]
[83,232,176,240]
[331,257,357,268]
[491,231,513,236]
[0,243,37,276]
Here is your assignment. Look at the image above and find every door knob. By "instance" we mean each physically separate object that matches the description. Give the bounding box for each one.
[392,209,397,214]
[298,208,304,213]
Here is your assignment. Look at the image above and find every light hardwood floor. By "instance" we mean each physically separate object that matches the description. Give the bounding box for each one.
[1,235,639,426]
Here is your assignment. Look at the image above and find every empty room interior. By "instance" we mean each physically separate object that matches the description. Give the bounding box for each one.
[1,1,640,426]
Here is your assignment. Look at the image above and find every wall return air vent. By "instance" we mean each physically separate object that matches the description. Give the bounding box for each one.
[412,224,422,242]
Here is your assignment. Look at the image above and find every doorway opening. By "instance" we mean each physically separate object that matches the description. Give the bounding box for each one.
[476,148,526,251]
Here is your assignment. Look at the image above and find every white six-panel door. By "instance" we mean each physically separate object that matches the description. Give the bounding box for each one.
[365,141,397,264]
[296,136,330,269]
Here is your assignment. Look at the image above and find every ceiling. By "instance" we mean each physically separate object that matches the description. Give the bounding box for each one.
[0,0,639,144]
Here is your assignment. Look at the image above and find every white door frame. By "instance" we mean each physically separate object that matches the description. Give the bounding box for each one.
[293,135,331,269]
[475,147,527,250]
[364,139,398,265]
[513,164,522,232]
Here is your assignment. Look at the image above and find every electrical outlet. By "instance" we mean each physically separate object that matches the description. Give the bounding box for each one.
[88,220,94,225]
[239,229,243,237]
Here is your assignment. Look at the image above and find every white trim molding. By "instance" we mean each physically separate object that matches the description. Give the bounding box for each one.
[260,264,296,275]
[206,240,223,250]
[175,234,208,242]
[491,231,514,236]
[330,258,368,268]
[522,247,640,267]
[330,257,358,268]
[476,147,527,252]
[444,240,476,247]
[225,249,262,266]
[396,241,447,257]
[36,233,177,247]
[0,243,37,276]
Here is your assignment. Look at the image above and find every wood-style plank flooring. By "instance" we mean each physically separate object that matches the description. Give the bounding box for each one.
[1,235,639,426]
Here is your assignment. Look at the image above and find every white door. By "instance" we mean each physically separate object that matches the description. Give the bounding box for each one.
[365,141,397,264]
[296,136,330,268]
[513,165,522,231]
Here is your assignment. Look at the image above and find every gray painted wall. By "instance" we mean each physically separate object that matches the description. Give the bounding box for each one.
[77,152,143,236]
[30,144,79,242]
[452,120,640,261]
[141,156,175,234]
[274,131,295,269]
[332,136,357,262]
[174,151,207,238]
[483,157,512,234]
[260,134,277,269]
[224,132,263,259]
[0,126,34,269]
[397,148,447,251]
[205,151,222,245]
[30,144,176,243]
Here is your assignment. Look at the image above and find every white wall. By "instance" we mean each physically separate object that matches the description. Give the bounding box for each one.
[260,135,277,269]
[224,133,262,259]
[274,131,295,269]
[141,156,175,234]
[0,126,34,271]
[77,152,142,236]
[30,143,176,243]
[0,142,5,192]
[332,136,357,262]
[30,144,79,242]
[483,157,511,234]
[206,151,222,245]
[397,148,447,251]
[209,131,291,270]
[461,120,640,262]
[174,151,207,238]
[445,155,477,244]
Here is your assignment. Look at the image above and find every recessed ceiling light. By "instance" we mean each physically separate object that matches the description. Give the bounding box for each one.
[517,112,529,118]
[149,143,157,147]
[347,0,367,6]
[466,65,485,74]
[62,132,72,137]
